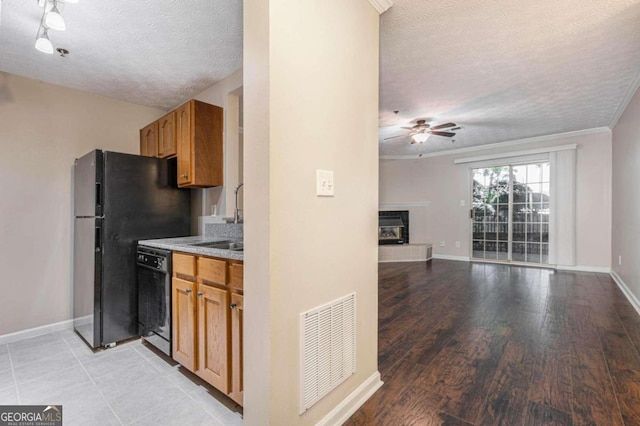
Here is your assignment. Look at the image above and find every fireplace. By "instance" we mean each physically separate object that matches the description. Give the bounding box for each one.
[378,210,409,245]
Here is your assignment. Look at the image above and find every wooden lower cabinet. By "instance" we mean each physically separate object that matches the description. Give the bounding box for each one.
[171,252,243,406]
[197,283,230,393]
[172,277,196,371]
[230,293,244,405]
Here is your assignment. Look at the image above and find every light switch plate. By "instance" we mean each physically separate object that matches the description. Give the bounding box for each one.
[316,170,334,197]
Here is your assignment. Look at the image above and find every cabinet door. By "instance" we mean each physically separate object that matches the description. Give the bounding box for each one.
[230,293,243,406]
[196,284,230,392]
[140,122,158,157]
[158,112,177,158]
[176,102,193,186]
[172,277,196,372]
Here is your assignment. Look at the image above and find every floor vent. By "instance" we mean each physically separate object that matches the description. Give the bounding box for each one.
[299,293,356,414]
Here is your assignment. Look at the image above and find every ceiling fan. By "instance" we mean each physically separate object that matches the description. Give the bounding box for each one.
[384,120,460,144]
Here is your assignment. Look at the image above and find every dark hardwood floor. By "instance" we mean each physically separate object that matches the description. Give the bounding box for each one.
[345,260,640,425]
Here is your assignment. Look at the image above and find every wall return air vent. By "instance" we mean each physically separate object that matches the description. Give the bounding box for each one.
[299,293,356,414]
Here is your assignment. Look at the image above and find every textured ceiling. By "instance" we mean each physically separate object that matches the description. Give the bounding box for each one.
[379,0,640,157]
[0,0,242,110]
[1,0,638,144]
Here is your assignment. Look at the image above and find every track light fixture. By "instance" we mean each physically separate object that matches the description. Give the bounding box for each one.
[34,0,78,54]
[35,27,54,54]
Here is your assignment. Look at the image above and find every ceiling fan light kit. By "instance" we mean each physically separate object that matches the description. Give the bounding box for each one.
[411,132,430,144]
[384,119,459,145]
[34,0,77,54]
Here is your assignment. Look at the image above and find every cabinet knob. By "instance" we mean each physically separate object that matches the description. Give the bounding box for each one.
[197,292,203,297]
[181,174,188,179]
[230,303,237,309]
[185,289,192,294]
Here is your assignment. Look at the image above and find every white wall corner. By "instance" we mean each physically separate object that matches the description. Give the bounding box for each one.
[315,371,383,426]
[367,0,393,14]
[610,271,640,317]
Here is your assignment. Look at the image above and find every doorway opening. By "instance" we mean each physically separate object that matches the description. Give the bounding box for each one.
[471,162,550,265]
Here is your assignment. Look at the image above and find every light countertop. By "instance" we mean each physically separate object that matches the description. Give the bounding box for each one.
[138,236,244,261]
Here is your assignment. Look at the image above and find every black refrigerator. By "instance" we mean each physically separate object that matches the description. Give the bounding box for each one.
[73,150,190,349]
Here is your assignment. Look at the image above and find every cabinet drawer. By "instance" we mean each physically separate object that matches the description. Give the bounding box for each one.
[229,263,243,290]
[174,253,196,277]
[198,257,227,285]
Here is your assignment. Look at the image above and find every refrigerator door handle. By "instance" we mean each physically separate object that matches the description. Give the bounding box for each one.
[95,226,101,252]
[96,182,102,211]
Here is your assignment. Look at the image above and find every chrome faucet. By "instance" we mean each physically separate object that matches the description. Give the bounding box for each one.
[233,183,244,224]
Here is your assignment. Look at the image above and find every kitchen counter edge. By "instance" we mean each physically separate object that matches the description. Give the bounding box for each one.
[138,236,244,261]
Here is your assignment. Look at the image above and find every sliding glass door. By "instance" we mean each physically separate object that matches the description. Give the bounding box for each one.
[472,162,550,265]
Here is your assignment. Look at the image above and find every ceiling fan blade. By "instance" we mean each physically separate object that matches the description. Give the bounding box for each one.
[429,131,456,137]
[430,122,456,130]
[383,134,407,140]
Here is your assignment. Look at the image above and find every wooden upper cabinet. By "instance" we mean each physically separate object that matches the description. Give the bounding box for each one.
[158,111,177,158]
[140,122,158,157]
[176,100,223,188]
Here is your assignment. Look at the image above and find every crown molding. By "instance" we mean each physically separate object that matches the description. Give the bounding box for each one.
[380,127,611,160]
[453,143,577,165]
[368,0,393,14]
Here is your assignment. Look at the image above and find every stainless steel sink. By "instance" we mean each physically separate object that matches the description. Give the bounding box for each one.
[192,241,243,251]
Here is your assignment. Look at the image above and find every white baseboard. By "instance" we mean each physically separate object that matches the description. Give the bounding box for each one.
[315,371,383,426]
[432,254,470,262]
[425,256,610,273]
[378,259,429,263]
[610,271,640,317]
[556,265,611,273]
[0,317,82,346]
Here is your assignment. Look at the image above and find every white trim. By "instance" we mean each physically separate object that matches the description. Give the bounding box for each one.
[0,317,83,346]
[379,201,431,208]
[610,271,640,317]
[433,254,470,262]
[380,127,610,161]
[379,259,430,263]
[417,255,609,274]
[610,68,640,129]
[367,0,393,14]
[470,259,556,270]
[555,265,610,273]
[315,371,383,426]
[453,144,577,165]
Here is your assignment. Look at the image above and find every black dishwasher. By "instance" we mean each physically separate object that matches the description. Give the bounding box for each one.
[137,246,172,356]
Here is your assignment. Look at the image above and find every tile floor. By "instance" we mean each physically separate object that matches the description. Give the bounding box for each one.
[0,330,243,425]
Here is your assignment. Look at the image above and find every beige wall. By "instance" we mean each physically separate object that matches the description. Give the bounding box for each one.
[380,130,612,268]
[612,86,640,295]
[193,69,243,227]
[244,0,380,424]
[0,73,164,336]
